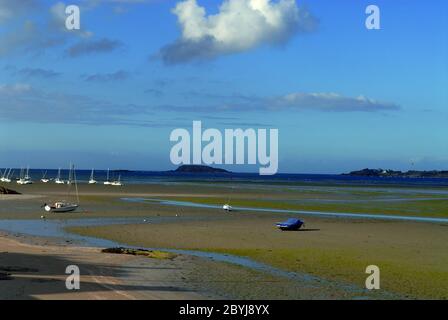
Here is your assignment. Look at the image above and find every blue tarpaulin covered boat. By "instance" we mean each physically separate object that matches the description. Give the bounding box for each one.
[276,218,304,231]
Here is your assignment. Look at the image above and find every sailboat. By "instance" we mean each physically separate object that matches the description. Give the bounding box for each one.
[17,168,24,184]
[111,174,123,186]
[2,169,13,183]
[88,169,97,184]
[66,164,74,185]
[44,164,79,213]
[103,168,112,185]
[222,184,234,212]
[17,166,33,185]
[0,169,9,182]
[55,168,65,184]
[40,170,49,183]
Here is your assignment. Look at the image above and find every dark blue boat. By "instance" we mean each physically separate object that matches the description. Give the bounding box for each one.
[276,218,304,231]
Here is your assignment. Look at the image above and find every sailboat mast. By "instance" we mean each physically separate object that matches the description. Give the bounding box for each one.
[73,165,80,204]
[67,163,73,184]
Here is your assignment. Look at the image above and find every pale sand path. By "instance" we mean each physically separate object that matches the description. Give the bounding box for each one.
[0,234,208,300]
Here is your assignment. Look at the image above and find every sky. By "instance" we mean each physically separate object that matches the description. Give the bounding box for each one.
[0,0,447,174]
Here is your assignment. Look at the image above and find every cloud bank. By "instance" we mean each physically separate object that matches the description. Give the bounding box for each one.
[0,0,38,24]
[0,82,400,129]
[157,92,400,113]
[15,67,61,78]
[0,1,122,58]
[0,83,151,126]
[269,92,400,112]
[158,0,317,64]
[83,70,130,82]
[67,38,123,57]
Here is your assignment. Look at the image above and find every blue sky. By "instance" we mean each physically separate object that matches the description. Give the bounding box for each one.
[0,0,447,173]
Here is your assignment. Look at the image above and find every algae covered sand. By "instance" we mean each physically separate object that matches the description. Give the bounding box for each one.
[69,215,448,299]
[102,247,177,260]
[3,181,448,220]
[3,181,448,299]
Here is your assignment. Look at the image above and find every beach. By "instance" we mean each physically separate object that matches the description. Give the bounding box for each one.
[1,180,447,299]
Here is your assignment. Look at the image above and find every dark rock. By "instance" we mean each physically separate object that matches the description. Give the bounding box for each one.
[0,186,20,195]
[0,272,12,280]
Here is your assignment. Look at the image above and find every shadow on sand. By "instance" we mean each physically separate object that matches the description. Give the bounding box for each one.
[0,251,195,300]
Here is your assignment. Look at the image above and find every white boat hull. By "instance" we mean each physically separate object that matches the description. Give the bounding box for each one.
[223,204,233,211]
[17,180,33,185]
[44,204,78,213]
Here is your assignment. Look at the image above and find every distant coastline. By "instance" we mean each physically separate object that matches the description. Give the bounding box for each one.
[344,168,448,178]
[171,165,230,174]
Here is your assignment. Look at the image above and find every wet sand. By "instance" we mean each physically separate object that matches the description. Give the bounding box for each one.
[0,232,215,300]
[1,181,447,299]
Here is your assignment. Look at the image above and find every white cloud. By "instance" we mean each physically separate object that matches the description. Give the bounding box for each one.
[159,0,317,64]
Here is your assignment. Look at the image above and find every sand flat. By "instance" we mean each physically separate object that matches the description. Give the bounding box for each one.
[0,234,208,300]
[2,181,448,299]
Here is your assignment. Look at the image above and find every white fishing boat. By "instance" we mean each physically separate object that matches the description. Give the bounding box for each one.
[103,168,112,185]
[55,168,65,184]
[88,169,97,184]
[44,164,80,213]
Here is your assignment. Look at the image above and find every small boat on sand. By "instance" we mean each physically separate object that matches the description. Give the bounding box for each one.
[17,167,33,185]
[104,168,112,185]
[222,185,234,212]
[223,204,233,211]
[1,169,13,183]
[276,218,304,231]
[88,169,97,184]
[111,174,123,186]
[44,202,79,213]
[41,170,50,183]
[55,168,65,184]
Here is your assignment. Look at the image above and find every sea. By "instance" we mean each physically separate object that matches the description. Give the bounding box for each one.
[3,168,448,187]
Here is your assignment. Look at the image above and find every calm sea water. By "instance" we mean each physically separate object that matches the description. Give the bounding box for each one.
[2,168,448,187]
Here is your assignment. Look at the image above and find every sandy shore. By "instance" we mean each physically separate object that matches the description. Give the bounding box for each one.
[0,232,214,300]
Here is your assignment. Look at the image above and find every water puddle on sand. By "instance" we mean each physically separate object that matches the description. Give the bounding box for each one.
[0,217,394,299]
[121,197,448,224]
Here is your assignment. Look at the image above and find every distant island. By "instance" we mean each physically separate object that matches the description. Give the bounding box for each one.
[173,165,230,174]
[344,168,448,178]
